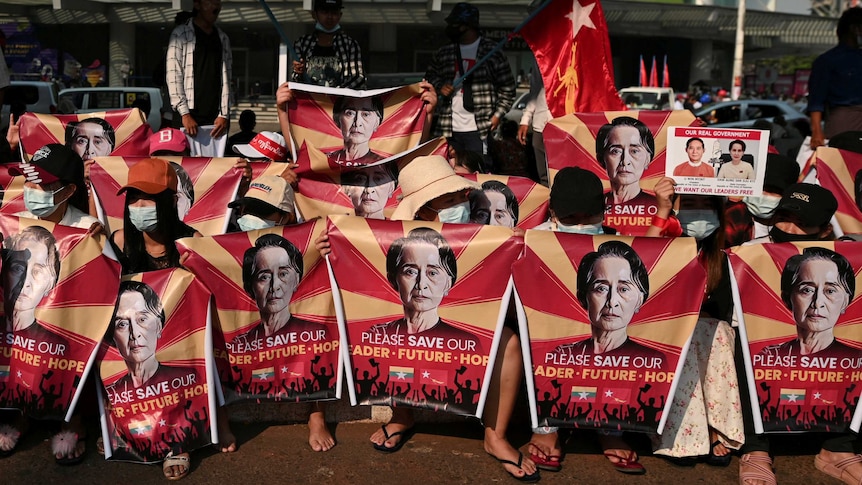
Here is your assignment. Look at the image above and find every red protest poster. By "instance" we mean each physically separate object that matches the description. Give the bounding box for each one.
[178,220,340,404]
[97,268,215,462]
[327,215,522,417]
[813,147,862,235]
[515,231,705,433]
[729,242,862,433]
[543,110,697,235]
[17,109,150,160]
[0,167,26,215]
[89,156,244,236]
[463,174,550,230]
[0,215,120,419]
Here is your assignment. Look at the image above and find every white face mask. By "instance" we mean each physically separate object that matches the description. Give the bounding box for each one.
[237,214,277,232]
[23,186,66,217]
[129,206,159,233]
[677,209,720,240]
[315,22,341,34]
[555,221,604,235]
[743,194,781,219]
[436,201,471,224]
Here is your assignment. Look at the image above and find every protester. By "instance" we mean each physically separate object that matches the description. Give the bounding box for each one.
[228,175,297,231]
[489,119,530,178]
[149,128,191,157]
[226,109,257,154]
[292,0,365,89]
[518,67,551,186]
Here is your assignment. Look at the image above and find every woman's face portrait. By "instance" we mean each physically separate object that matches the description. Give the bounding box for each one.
[5,238,54,314]
[585,256,644,332]
[604,125,650,188]
[730,143,744,163]
[71,121,112,159]
[396,242,451,314]
[471,191,515,228]
[252,246,300,317]
[790,258,850,333]
[342,166,396,217]
[113,291,162,366]
[338,98,381,146]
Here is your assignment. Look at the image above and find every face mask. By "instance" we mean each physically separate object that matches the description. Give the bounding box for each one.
[677,209,720,240]
[315,22,341,34]
[237,214,277,232]
[769,226,825,243]
[743,194,781,219]
[437,201,471,224]
[555,221,604,235]
[129,206,159,233]
[23,186,66,217]
[445,24,463,43]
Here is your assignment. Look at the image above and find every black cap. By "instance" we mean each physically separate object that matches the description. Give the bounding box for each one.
[313,0,342,11]
[550,167,605,219]
[763,153,800,194]
[446,2,480,29]
[828,131,862,155]
[777,183,838,228]
[8,144,85,189]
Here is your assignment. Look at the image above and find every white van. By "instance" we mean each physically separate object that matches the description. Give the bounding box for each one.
[618,87,675,111]
[58,87,165,131]
[1,80,60,126]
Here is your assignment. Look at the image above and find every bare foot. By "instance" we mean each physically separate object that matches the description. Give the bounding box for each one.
[53,417,86,463]
[739,451,775,485]
[527,431,561,462]
[308,406,335,452]
[216,408,237,453]
[163,452,190,480]
[816,449,862,485]
[597,433,638,464]
[484,430,537,479]
[369,408,413,450]
[709,429,730,457]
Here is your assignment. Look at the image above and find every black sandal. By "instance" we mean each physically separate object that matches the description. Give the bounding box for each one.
[705,440,732,467]
[488,451,541,483]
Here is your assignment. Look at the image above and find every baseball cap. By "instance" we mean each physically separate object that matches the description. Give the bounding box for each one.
[777,183,838,228]
[149,128,189,156]
[314,0,342,11]
[233,131,289,161]
[828,131,862,155]
[762,153,800,194]
[550,167,605,219]
[8,144,86,189]
[117,157,179,195]
[446,2,480,29]
[228,175,295,215]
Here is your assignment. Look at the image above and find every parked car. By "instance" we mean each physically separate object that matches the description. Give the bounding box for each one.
[1,80,59,126]
[618,87,674,110]
[504,91,532,123]
[694,99,810,133]
[58,86,165,131]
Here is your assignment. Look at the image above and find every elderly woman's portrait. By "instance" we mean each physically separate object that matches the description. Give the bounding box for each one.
[2,226,64,345]
[108,280,194,389]
[761,247,858,357]
[469,180,518,228]
[371,228,479,346]
[555,241,663,358]
[170,162,195,221]
[595,116,657,207]
[341,164,397,220]
[65,117,116,160]
[327,95,385,167]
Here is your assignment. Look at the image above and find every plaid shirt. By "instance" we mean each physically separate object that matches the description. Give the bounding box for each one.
[292,31,365,89]
[166,20,233,119]
[425,37,516,140]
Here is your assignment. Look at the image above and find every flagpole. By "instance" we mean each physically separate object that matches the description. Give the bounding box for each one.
[452,0,554,89]
[257,0,300,61]
[731,0,745,100]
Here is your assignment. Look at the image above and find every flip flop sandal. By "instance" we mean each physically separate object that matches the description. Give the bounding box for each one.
[163,451,190,481]
[739,453,776,485]
[488,451,541,483]
[706,440,732,467]
[529,452,562,472]
[814,453,862,485]
[372,424,415,453]
[0,424,22,458]
[604,451,647,475]
[52,430,86,466]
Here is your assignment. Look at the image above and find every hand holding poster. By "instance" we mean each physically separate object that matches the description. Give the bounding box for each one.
[97,269,215,462]
[812,146,862,234]
[0,215,120,419]
[666,127,769,197]
[729,242,862,434]
[514,231,705,433]
[327,215,522,417]
[178,220,340,404]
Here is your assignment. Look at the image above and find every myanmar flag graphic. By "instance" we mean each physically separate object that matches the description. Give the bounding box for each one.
[571,386,597,402]
[252,367,276,381]
[389,366,414,381]
[779,388,806,405]
[129,419,153,436]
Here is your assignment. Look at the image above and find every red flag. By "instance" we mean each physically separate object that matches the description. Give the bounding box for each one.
[662,55,670,88]
[649,56,658,87]
[520,0,624,117]
[639,55,647,87]
[420,368,449,386]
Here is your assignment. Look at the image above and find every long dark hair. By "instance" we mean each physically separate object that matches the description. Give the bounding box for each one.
[121,188,196,274]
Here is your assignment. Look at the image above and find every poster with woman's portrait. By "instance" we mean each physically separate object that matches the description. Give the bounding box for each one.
[327,215,522,417]
[514,231,705,433]
[177,220,340,405]
[729,242,862,434]
[0,170,26,215]
[89,156,245,236]
[811,146,862,235]
[0,215,120,419]
[543,110,697,236]
[17,109,150,160]
[464,174,550,230]
[285,84,428,167]
[97,268,215,462]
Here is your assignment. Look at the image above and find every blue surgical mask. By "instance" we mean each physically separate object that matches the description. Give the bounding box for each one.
[315,22,341,34]
[437,201,471,224]
[677,209,720,240]
[23,186,66,217]
[129,206,159,233]
[237,214,276,232]
[743,194,781,219]
[556,221,604,235]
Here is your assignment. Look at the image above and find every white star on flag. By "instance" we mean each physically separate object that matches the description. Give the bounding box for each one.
[568,0,596,40]
[159,419,166,427]
[281,366,289,374]
[813,392,822,400]
[422,371,430,378]
[578,391,590,400]
[16,371,21,378]
[604,389,614,397]
[397,371,407,380]
[787,394,799,403]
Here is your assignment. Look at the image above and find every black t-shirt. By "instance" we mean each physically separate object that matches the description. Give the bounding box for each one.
[193,23,222,125]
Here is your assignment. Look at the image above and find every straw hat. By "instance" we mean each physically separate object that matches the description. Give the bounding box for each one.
[391,155,479,221]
